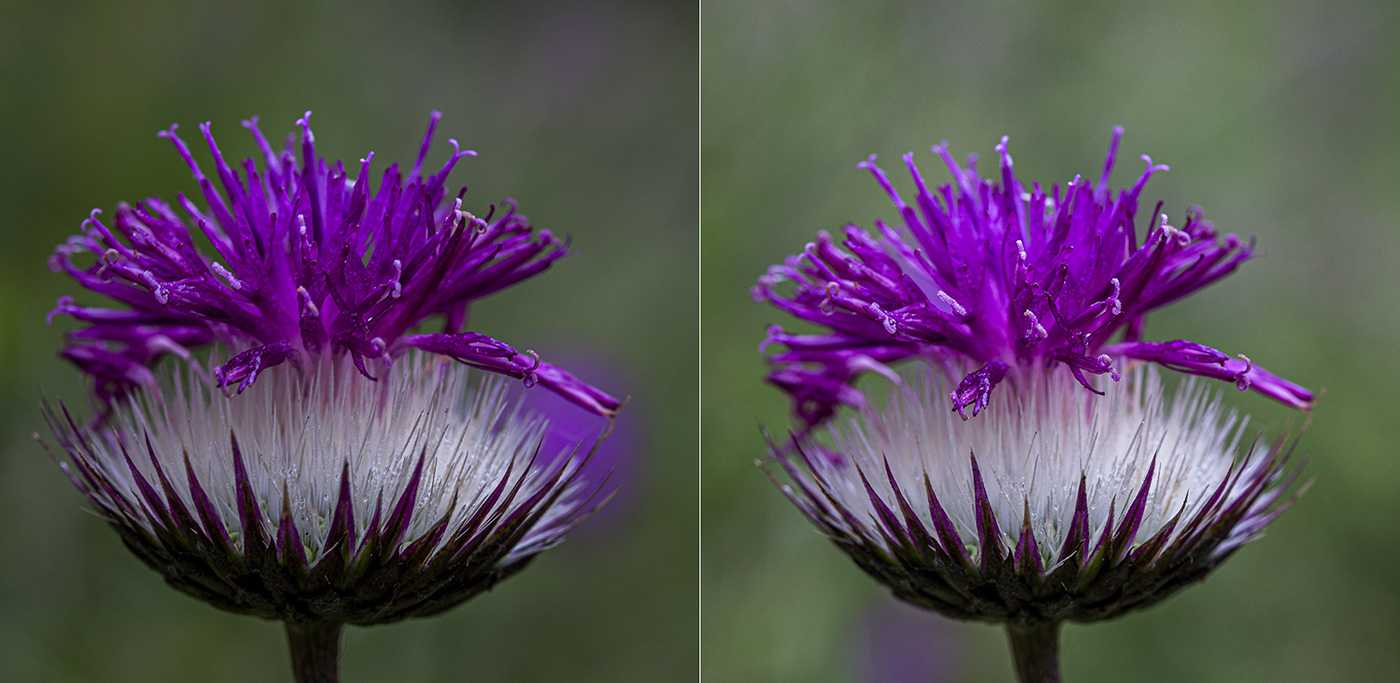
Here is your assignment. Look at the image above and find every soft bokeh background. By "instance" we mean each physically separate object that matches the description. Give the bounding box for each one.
[702,1,1400,682]
[0,1,696,681]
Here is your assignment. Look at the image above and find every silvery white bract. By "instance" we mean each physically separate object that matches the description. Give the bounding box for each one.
[46,351,608,626]
[774,366,1303,624]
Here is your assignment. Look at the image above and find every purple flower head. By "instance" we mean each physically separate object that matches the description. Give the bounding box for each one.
[50,111,620,418]
[754,129,1313,425]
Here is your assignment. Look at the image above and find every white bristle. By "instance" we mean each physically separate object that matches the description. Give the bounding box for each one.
[813,365,1272,561]
[85,350,587,562]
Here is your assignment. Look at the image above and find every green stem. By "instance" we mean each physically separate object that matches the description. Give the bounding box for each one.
[285,620,343,683]
[1005,621,1062,683]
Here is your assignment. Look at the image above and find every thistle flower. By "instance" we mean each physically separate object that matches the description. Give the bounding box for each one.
[43,113,621,683]
[769,366,1305,682]
[45,352,608,681]
[754,129,1313,425]
[49,110,620,417]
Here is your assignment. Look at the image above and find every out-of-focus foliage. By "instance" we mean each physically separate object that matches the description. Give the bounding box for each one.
[702,0,1400,681]
[0,1,696,681]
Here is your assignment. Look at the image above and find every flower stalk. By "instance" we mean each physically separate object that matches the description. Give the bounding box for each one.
[1006,622,1061,683]
[285,621,343,683]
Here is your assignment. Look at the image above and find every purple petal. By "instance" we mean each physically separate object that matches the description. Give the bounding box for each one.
[1105,340,1315,409]
[756,130,1312,422]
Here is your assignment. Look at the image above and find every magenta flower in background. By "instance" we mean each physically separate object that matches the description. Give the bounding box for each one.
[44,112,624,683]
[512,349,642,536]
[855,598,962,683]
[754,128,1313,424]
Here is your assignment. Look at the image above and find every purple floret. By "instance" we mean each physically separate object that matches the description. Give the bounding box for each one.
[754,128,1314,424]
[50,111,621,417]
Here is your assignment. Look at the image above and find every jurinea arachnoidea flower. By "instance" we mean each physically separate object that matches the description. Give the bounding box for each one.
[753,128,1313,425]
[757,132,1315,683]
[769,367,1306,682]
[43,112,620,683]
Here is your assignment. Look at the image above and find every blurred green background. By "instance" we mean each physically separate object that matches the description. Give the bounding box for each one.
[702,1,1400,682]
[0,1,695,681]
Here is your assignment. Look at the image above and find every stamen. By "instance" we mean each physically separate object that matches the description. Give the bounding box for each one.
[1098,354,1120,381]
[46,296,75,325]
[937,290,968,318]
[389,259,403,299]
[1159,214,1191,246]
[758,325,783,354]
[297,286,320,318]
[869,302,898,335]
[995,135,1013,170]
[82,208,104,232]
[1024,310,1048,341]
[295,110,314,143]
[1083,277,1124,323]
[444,198,464,232]
[96,248,122,285]
[522,349,542,388]
[212,262,244,291]
[140,271,170,305]
[1235,354,1253,391]
[819,282,840,314]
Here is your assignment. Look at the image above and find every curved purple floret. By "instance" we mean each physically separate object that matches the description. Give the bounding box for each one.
[755,128,1314,424]
[50,111,621,416]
